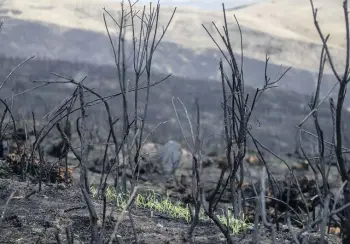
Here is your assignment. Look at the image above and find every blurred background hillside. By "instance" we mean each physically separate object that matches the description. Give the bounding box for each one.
[0,0,348,154]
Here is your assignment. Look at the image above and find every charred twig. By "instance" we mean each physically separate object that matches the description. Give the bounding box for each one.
[77,81,99,243]
[0,191,16,226]
[109,187,138,244]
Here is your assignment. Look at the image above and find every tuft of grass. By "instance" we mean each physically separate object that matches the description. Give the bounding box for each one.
[90,183,129,210]
[135,190,191,223]
[90,184,251,234]
[216,210,252,235]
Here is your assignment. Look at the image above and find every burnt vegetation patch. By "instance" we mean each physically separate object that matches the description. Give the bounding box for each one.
[0,1,349,244]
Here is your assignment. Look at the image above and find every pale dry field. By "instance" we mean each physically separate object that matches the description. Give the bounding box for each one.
[1,0,346,72]
[234,0,344,48]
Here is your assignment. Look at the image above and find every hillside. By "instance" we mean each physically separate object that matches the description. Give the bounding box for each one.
[0,15,340,100]
[234,0,344,48]
[0,0,348,151]
[0,55,348,154]
[0,0,345,75]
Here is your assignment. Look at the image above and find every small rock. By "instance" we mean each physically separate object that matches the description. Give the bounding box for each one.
[160,140,182,175]
[292,160,309,170]
[246,155,261,165]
